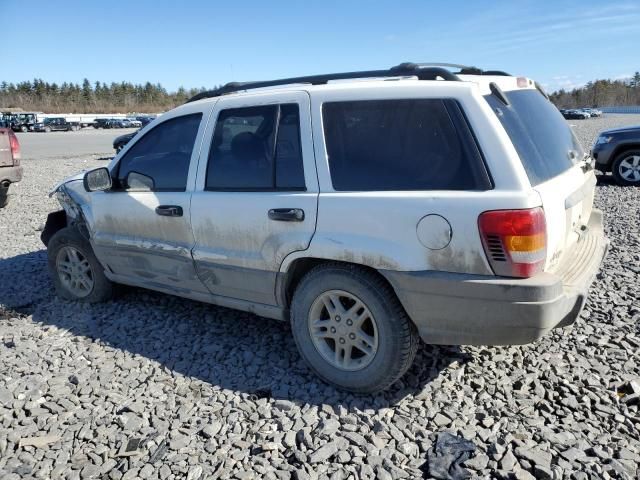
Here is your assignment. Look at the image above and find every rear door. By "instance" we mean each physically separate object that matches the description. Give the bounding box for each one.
[190,91,318,305]
[485,87,595,271]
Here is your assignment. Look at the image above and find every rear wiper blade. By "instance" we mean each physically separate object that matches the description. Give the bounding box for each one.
[489,82,510,106]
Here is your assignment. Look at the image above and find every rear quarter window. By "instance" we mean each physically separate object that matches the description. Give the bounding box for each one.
[484,89,584,186]
[322,99,491,191]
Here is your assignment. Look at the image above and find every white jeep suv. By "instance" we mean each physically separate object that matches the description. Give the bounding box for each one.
[43,63,608,393]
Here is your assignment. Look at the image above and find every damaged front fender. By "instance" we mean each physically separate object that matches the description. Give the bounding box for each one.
[43,174,96,246]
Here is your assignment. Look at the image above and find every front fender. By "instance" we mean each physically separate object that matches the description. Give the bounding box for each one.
[46,175,96,243]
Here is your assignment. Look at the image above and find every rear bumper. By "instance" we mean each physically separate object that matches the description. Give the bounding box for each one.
[382,209,609,346]
[0,165,23,185]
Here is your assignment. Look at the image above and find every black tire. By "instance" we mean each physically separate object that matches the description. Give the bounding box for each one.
[20,125,28,133]
[0,187,8,208]
[47,227,113,303]
[611,150,640,186]
[290,263,418,394]
[44,126,51,133]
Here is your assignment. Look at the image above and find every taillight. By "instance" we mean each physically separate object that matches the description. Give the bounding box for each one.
[478,207,546,278]
[8,130,20,164]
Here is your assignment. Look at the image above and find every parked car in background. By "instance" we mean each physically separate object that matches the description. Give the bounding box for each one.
[561,109,589,120]
[7,112,40,132]
[94,118,112,129]
[33,117,80,132]
[43,63,607,393]
[127,118,142,128]
[583,108,602,117]
[136,116,155,127]
[113,130,138,153]
[0,126,22,207]
[110,119,137,128]
[592,125,640,186]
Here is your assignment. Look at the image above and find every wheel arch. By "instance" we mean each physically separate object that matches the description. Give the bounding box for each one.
[609,143,640,169]
[41,209,68,246]
[277,256,403,312]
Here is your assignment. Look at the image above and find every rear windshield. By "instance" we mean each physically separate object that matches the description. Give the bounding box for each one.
[484,89,583,185]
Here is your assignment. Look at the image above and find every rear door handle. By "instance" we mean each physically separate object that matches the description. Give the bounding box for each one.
[155,205,183,217]
[268,208,305,222]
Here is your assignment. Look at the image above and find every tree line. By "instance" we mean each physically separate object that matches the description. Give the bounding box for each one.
[0,78,208,113]
[549,72,640,108]
[3,72,640,113]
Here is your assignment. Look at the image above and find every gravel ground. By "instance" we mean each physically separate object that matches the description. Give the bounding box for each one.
[0,115,639,480]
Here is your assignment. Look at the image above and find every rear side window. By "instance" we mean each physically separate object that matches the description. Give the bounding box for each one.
[484,89,583,185]
[116,113,202,191]
[206,104,305,191]
[322,99,490,191]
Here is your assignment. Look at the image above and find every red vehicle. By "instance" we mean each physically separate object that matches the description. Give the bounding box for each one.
[0,124,22,207]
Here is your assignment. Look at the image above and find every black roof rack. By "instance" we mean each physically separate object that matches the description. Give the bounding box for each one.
[187,62,511,103]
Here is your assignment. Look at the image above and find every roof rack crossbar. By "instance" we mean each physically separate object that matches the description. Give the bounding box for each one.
[187,63,461,102]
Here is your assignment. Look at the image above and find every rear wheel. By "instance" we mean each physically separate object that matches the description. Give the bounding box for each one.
[44,126,51,133]
[0,187,8,208]
[47,227,113,302]
[612,150,640,186]
[290,263,418,393]
[20,125,28,133]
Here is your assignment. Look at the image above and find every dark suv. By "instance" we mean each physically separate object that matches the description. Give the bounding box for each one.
[592,125,640,186]
[94,118,111,129]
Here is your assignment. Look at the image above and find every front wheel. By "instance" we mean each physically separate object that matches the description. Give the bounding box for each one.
[20,125,28,133]
[47,227,113,302]
[290,263,418,393]
[44,126,51,133]
[612,150,640,186]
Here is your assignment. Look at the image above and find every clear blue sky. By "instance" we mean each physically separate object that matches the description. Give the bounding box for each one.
[4,0,639,93]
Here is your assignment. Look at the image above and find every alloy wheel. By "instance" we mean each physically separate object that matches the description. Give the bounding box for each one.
[56,246,94,298]
[307,290,379,371]
[619,155,640,182]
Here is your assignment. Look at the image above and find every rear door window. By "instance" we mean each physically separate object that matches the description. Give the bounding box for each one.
[206,104,305,190]
[484,89,583,185]
[322,99,491,191]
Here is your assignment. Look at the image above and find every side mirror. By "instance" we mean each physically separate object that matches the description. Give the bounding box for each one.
[125,171,155,191]
[83,167,112,192]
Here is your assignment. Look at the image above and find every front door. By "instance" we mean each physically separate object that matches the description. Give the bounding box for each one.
[89,103,212,295]
[190,91,318,306]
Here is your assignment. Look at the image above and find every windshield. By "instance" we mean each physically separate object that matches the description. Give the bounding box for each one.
[484,89,584,186]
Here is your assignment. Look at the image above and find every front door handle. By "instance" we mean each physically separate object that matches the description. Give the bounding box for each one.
[268,208,305,222]
[155,205,183,217]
